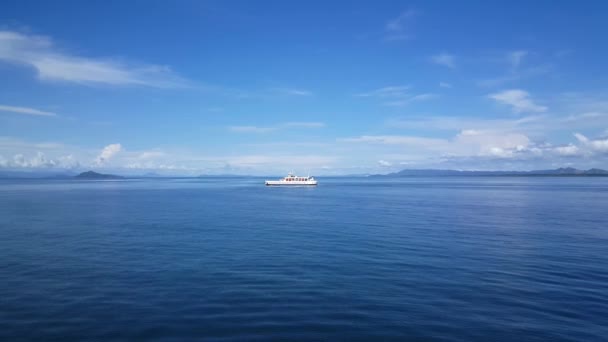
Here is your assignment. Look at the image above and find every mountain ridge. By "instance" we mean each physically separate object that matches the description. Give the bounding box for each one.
[375,167,608,177]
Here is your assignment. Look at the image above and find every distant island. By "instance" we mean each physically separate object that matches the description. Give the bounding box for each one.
[376,167,608,177]
[74,171,124,179]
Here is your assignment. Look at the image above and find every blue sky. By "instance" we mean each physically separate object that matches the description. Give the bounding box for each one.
[1,0,608,175]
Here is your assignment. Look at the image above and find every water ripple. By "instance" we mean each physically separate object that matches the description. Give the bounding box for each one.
[1,177,607,341]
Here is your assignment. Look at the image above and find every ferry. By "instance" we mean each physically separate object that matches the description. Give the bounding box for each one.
[265,172,318,186]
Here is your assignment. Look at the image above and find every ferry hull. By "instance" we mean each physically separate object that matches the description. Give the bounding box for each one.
[265,172,318,186]
[265,181,317,186]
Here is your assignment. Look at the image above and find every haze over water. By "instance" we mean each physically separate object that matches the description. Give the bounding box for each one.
[1,177,607,341]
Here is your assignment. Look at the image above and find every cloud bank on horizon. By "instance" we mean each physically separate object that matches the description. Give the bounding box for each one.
[1,1,608,175]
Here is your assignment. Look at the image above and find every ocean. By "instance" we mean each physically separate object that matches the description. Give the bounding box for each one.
[1,177,607,341]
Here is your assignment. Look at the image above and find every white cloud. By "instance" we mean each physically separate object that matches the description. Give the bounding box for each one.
[229,122,325,133]
[454,129,530,157]
[385,10,418,40]
[57,154,80,168]
[0,104,57,117]
[14,152,55,168]
[575,133,608,152]
[553,144,580,156]
[508,50,528,69]
[574,133,589,144]
[95,143,122,165]
[0,151,79,169]
[338,124,608,170]
[3,129,608,174]
[431,53,455,69]
[489,89,547,113]
[0,30,187,88]
[439,82,452,88]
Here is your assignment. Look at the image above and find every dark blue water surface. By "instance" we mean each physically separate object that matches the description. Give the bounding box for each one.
[1,177,607,341]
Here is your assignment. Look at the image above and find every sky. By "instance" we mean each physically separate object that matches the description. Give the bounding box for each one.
[1,0,608,175]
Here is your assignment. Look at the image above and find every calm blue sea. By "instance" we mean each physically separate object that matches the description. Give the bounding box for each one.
[1,177,607,341]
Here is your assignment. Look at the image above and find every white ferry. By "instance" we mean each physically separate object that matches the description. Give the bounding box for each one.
[265,173,318,186]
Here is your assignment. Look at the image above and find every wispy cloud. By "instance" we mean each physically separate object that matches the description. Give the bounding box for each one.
[282,122,325,128]
[384,94,437,106]
[220,154,334,168]
[355,86,435,106]
[508,50,528,69]
[0,30,188,88]
[439,82,452,88]
[229,122,325,133]
[0,136,64,150]
[386,115,544,132]
[489,89,547,113]
[271,88,313,96]
[476,63,553,87]
[223,87,314,100]
[388,92,608,135]
[385,10,418,41]
[339,135,448,148]
[340,130,535,161]
[355,86,410,98]
[431,53,455,69]
[0,104,57,117]
[228,126,276,133]
[562,111,605,122]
